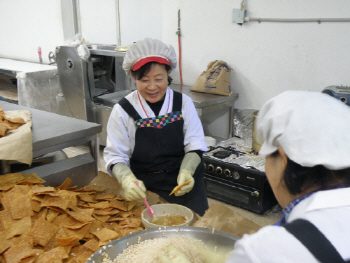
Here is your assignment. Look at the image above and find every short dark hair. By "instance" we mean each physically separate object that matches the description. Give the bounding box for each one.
[281,156,350,195]
[131,62,173,86]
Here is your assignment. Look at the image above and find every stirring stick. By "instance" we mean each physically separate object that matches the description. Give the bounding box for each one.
[134,181,155,219]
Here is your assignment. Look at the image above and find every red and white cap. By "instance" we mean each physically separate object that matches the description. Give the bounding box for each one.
[122,38,177,76]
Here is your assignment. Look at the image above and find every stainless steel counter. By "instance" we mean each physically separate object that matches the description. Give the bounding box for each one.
[171,84,239,137]
[0,101,102,187]
[0,57,57,77]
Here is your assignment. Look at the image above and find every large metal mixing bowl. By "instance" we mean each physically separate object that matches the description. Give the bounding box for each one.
[86,226,240,263]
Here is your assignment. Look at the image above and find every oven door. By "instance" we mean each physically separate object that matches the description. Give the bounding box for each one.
[204,174,276,214]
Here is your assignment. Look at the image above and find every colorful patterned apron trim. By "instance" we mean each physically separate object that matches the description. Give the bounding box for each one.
[135,111,183,129]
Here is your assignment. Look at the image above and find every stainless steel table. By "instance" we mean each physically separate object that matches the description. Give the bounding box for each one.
[171,84,239,138]
[0,57,57,77]
[0,101,102,188]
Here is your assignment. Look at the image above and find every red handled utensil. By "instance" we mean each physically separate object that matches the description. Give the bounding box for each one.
[135,181,155,218]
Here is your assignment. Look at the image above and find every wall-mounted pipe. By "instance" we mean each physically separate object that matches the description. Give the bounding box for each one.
[244,17,350,23]
[72,0,80,34]
[115,0,121,46]
[240,0,245,9]
[177,9,183,86]
[61,0,81,41]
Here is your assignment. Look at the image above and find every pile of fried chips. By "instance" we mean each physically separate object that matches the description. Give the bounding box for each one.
[0,107,26,137]
[0,173,146,263]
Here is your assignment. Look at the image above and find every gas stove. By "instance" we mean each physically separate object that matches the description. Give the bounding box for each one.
[203,143,277,214]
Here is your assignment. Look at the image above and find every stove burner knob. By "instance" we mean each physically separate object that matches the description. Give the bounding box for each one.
[215,167,223,175]
[233,172,240,180]
[208,164,215,172]
[251,191,259,197]
[224,169,232,177]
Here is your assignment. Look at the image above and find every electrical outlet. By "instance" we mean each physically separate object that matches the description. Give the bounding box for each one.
[232,9,245,24]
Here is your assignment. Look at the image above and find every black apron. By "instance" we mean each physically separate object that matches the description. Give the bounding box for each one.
[118,91,209,216]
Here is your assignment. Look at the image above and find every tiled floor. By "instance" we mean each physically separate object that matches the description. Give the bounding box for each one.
[0,74,280,227]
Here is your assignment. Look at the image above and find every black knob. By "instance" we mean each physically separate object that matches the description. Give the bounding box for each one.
[215,167,223,175]
[208,164,214,172]
[251,191,259,197]
[224,169,232,177]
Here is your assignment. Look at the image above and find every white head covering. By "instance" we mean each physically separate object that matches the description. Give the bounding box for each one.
[122,38,177,76]
[257,90,350,170]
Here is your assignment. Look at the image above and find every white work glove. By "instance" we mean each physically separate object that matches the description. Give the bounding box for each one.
[159,245,192,263]
[172,152,201,196]
[112,163,146,201]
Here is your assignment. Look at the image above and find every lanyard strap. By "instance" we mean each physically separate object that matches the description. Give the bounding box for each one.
[137,90,171,118]
[283,219,349,263]
[121,91,182,122]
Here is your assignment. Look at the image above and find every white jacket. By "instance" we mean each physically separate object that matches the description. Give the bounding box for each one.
[226,187,350,262]
[104,87,207,176]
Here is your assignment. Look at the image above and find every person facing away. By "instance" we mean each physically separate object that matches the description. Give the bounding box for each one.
[160,90,350,263]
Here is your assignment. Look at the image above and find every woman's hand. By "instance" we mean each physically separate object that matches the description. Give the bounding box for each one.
[112,163,146,201]
[174,170,195,196]
[172,152,201,196]
[122,176,146,201]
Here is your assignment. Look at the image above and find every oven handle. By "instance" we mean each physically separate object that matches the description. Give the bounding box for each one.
[204,175,260,197]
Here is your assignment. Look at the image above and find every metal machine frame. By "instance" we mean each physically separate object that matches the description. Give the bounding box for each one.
[55,44,135,145]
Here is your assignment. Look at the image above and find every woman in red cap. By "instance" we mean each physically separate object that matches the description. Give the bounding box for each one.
[104,38,209,216]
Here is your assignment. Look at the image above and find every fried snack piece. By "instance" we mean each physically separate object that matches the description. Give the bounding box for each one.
[0,173,25,191]
[9,193,34,219]
[0,173,146,262]
[57,177,72,190]
[0,108,4,121]
[94,192,116,201]
[3,119,20,130]
[0,109,26,137]
[0,232,11,254]
[3,216,32,239]
[169,181,191,196]
[3,240,42,263]
[30,217,59,247]
[19,173,46,185]
[83,239,99,252]
[0,123,6,137]
[91,227,119,243]
[56,236,80,247]
[6,117,26,124]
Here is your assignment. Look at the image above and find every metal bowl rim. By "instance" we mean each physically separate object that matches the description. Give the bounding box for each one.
[86,226,239,262]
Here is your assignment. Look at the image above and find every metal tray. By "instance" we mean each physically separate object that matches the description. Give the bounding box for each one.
[86,226,240,262]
